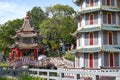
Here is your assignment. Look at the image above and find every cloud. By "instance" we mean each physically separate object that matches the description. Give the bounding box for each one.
[0,1,32,24]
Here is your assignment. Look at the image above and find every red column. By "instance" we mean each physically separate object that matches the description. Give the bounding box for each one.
[11,49,14,61]
[16,48,19,60]
[20,50,24,58]
[34,49,37,60]
[41,48,45,54]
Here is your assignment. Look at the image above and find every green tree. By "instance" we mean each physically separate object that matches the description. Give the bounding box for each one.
[40,4,77,51]
[0,19,23,55]
[28,7,47,29]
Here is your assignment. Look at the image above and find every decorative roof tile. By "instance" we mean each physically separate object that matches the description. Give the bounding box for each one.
[72,25,120,36]
[70,45,120,54]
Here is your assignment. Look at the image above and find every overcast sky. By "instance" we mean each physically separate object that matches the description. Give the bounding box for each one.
[0,0,78,24]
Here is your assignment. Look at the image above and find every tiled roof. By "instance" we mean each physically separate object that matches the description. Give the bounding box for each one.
[70,45,120,54]
[18,43,38,49]
[72,25,120,36]
[19,32,38,37]
[102,45,120,52]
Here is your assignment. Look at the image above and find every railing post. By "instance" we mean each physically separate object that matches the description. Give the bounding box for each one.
[93,75,99,80]
[37,70,39,77]
[116,77,120,80]
[47,71,49,80]
[74,74,80,80]
[59,72,62,80]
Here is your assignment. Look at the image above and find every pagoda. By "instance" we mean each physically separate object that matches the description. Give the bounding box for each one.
[72,0,120,69]
[10,13,44,61]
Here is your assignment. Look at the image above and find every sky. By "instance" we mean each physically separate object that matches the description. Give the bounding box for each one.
[0,0,78,24]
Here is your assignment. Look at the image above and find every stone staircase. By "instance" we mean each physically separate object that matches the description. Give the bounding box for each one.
[50,57,74,68]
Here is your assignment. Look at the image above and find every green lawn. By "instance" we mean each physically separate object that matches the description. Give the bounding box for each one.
[0,76,46,80]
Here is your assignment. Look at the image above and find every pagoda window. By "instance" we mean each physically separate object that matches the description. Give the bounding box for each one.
[90,0,94,6]
[106,0,111,6]
[89,32,94,45]
[89,53,94,68]
[89,14,94,25]
[108,32,113,45]
[109,53,114,67]
[107,12,112,24]
[23,37,32,44]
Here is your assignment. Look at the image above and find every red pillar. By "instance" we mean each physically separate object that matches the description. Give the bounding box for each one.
[16,48,19,60]
[41,48,45,54]
[11,49,14,61]
[34,49,37,60]
[20,50,24,57]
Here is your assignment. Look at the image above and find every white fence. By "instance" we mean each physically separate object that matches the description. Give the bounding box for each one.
[0,66,120,80]
[29,68,120,80]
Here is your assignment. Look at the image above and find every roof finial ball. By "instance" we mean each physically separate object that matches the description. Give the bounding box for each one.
[25,12,30,19]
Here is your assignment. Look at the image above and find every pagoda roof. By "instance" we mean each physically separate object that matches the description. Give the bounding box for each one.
[18,43,38,49]
[17,13,34,32]
[77,6,120,14]
[71,45,120,54]
[72,0,84,6]
[18,32,38,37]
[72,25,120,36]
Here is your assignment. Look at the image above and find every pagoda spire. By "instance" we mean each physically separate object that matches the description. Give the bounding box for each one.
[20,12,34,31]
[25,12,30,19]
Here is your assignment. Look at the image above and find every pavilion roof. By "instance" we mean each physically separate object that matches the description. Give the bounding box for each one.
[18,43,38,49]
[17,13,34,32]
[18,32,38,37]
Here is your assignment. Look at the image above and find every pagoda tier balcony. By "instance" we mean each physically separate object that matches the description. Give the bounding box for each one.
[72,0,84,6]
[72,24,120,36]
[70,45,120,54]
[79,5,120,14]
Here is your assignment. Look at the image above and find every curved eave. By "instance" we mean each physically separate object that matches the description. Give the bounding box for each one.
[102,45,120,53]
[72,0,84,6]
[18,33,38,37]
[80,7,100,14]
[70,45,120,54]
[11,34,20,39]
[70,47,101,54]
[101,6,120,12]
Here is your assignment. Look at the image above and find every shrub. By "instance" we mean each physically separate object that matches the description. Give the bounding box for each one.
[64,52,75,61]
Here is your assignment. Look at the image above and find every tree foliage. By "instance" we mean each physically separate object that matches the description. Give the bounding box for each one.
[40,4,77,50]
[28,7,47,29]
[0,6,46,55]
[0,19,23,55]
[0,5,77,56]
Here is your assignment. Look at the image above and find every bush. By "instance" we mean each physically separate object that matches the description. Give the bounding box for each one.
[64,52,75,61]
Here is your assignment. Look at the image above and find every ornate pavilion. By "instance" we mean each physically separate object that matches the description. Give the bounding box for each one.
[10,13,44,61]
[72,0,120,69]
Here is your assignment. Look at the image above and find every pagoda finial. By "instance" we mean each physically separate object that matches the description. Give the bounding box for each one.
[25,12,30,19]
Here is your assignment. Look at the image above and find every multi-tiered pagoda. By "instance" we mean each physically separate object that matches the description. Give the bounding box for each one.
[72,0,120,69]
[10,13,44,61]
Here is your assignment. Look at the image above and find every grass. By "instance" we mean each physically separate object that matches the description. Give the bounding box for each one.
[0,76,46,80]
[0,61,9,66]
